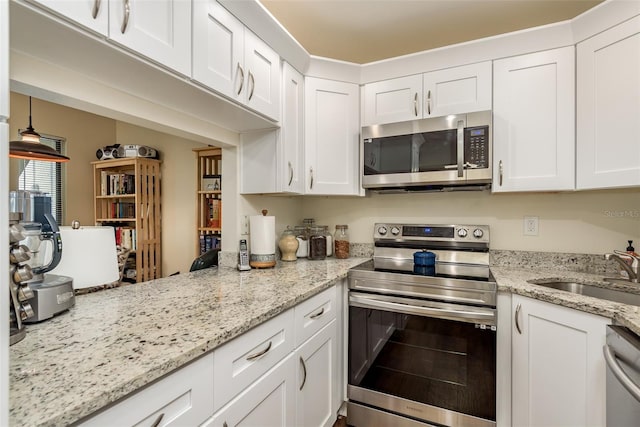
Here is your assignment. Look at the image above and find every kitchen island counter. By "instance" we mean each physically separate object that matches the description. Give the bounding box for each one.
[9,257,367,427]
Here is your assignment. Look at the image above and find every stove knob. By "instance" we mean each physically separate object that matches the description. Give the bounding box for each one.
[377,226,388,236]
[457,228,468,238]
[391,226,401,236]
[473,228,484,238]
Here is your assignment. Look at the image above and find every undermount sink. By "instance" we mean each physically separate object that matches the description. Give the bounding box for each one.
[527,279,640,307]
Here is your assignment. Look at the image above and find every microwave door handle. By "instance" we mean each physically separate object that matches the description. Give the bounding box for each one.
[456,119,464,177]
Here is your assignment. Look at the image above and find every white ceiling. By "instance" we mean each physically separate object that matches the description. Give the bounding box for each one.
[260,0,603,64]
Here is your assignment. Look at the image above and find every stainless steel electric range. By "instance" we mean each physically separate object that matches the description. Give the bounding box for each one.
[347,223,497,427]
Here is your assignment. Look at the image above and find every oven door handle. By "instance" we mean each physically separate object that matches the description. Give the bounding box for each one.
[349,293,495,325]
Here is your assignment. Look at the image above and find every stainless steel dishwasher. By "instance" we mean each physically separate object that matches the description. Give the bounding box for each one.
[604,325,640,426]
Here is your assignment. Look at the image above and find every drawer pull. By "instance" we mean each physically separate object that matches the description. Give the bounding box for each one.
[515,303,522,334]
[309,307,325,319]
[299,356,307,390]
[150,413,164,427]
[246,341,272,361]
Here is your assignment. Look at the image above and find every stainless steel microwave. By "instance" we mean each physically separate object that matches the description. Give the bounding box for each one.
[361,110,492,191]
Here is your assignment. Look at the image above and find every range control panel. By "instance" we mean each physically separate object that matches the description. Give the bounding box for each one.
[374,223,490,244]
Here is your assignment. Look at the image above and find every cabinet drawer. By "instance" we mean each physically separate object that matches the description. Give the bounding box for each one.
[79,353,214,427]
[213,309,294,411]
[294,286,337,347]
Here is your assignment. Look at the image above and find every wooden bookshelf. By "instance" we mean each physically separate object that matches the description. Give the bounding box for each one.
[92,158,162,283]
[194,147,222,255]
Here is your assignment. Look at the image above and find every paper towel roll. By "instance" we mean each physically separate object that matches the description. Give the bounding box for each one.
[50,226,120,289]
[249,214,275,255]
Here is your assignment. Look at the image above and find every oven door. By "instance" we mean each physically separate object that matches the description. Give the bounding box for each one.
[348,291,496,427]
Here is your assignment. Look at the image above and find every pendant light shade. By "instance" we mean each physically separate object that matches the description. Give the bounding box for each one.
[9,97,70,162]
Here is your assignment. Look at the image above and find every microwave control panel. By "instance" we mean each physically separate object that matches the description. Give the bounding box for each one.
[464,126,489,168]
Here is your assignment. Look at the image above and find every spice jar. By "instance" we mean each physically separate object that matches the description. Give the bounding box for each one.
[294,226,309,258]
[309,226,327,260]
[278,227,299,262]
[334,225,350,259]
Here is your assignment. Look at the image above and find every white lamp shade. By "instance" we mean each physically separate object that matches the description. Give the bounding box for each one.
[50,226,120,290]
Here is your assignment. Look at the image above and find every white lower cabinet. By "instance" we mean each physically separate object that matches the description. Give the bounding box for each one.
[78,353,215,427]
[296,320,338,427]
[203,354,297,427]
[511,295,610,427]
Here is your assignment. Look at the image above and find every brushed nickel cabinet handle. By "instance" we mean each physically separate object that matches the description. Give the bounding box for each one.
[427,90,431,115]
[150,413,164,427]
[515,303,522,334]
[309,307,325,319]
[236,63,245,95]
[248,71,255,100]
[246,341,272,361]
[299,356,307,390]
[413,92,418,116]
[92,0,101,19]
[288,161,293,186]
[499,160,504,186]
[223,422,228,427]
[309,167,314,190]
[121,0,130,34]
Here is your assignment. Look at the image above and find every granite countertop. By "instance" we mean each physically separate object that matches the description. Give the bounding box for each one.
[9,257,367,427]
[491,266,640,336]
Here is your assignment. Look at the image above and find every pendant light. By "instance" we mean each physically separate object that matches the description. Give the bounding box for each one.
[9,97,70,162]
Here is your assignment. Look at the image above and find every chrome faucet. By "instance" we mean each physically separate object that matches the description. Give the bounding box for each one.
[604,253,639,283]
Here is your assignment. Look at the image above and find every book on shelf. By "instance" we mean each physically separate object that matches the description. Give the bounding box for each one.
[114,226,137,251]
[109,202,135,219]
[207,198,221,228]
[199,233,221,255]
[100,172,136,196]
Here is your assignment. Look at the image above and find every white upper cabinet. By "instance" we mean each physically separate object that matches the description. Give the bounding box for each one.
[108,0,191,76]
[493,47,575,192]
[279,62,304,194]
[28,0,108,35]
[30,0,191,76]
[305,77,360,195]
[193,0,280,120]
[577,15,640,189]
[362,61,491,126]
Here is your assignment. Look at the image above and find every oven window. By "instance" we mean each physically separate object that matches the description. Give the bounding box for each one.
[348,306,496,421]
[418,129,457,171]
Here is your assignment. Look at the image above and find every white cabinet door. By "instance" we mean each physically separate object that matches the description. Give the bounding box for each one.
[79,353,215,427]
[296,321,338,427]
[192,0,244,101]
[577,15,640,189]
[304,78,360,195]
[109,0,191,76]
[279,62,304,194]
[28,0,108,35]
[512,295,609,427]
[423,61,492,118]
[493,47,575,192]
[362,74,422,126]
[244,31,281,121]
[203,354,296,427]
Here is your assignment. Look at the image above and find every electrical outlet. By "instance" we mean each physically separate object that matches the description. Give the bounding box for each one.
[240,215,249,235]
[524,216,539,236]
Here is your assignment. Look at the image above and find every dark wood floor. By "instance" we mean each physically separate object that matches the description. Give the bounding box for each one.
[332,415,348,427]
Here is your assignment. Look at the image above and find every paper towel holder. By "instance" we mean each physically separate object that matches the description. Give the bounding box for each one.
[249,209,276,269]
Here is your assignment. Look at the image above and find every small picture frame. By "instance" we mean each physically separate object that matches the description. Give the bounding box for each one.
[202,174,221,191]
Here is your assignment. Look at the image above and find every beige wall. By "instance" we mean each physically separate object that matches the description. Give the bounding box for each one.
[299,189,640,255]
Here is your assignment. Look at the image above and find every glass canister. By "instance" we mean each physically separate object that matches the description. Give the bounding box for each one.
[334,225,350,259]
[294,226,309,258]
[308,226,327,260]
[320,225,333,257]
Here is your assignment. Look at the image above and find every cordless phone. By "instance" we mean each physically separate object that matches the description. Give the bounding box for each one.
[237,239,251,271]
